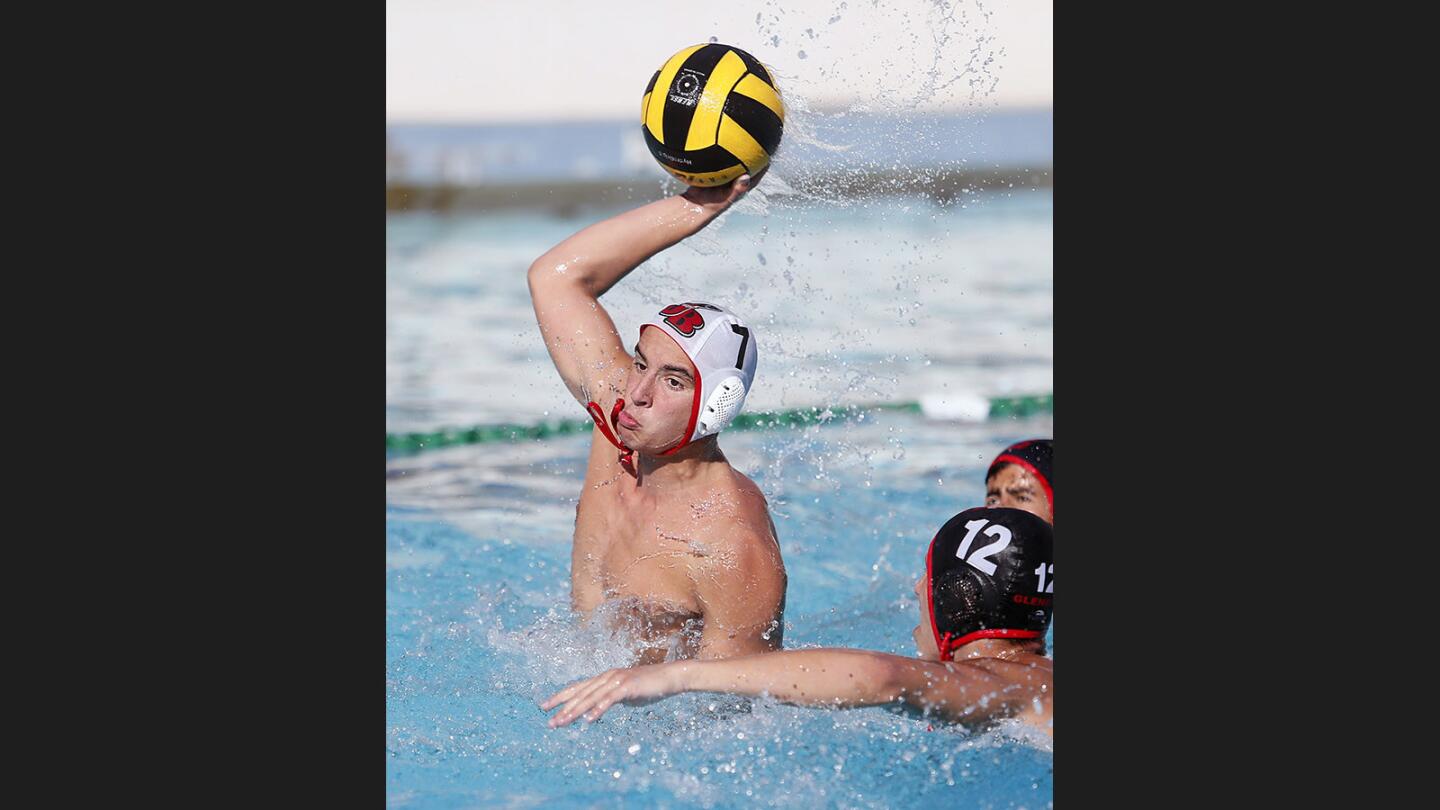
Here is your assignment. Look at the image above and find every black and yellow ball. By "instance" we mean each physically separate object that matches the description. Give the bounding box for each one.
[641,43,785,187]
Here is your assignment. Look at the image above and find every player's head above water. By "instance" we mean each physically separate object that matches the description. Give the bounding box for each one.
[611,302,758,457]
[985,439,1053,523]
[913,506,1054,662]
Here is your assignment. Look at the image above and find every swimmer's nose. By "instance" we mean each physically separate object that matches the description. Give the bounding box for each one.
[628,373,653,407]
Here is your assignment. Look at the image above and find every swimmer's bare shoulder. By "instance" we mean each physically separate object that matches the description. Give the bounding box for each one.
[686,468,787,658]
[725,467,781,539]
[712,468,785,585]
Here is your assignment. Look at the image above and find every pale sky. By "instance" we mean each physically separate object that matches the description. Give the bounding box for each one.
[387,0,1051,122]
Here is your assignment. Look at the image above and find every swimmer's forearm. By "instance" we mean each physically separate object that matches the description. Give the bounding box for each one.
[677,649,912,708]
[544,646,915,727]
[528,196,723,298]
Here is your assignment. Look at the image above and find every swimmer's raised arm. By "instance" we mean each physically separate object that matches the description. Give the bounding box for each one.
[527,175,758,405]
[543,648,1043,729]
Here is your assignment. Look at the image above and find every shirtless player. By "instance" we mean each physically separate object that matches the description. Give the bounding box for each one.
[526,174,786,663]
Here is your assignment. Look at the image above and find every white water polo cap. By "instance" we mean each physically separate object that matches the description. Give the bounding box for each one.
[640,302,758,453]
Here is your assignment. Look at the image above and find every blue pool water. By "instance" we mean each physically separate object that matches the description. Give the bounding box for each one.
[387,190,1053,808]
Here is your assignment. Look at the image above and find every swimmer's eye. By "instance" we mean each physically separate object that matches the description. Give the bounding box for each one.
[634,360,646,371]
[665,377,684,389]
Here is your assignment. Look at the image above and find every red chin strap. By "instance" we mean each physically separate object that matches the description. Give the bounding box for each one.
[585,398,635,472]
[937,632,957,661]
[657,436,690,456]
[943,628,1042,660]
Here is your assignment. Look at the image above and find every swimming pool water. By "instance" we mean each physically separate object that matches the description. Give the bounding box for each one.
[387,411,1053,809]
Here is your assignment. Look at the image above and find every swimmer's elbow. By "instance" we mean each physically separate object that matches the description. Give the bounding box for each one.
[880,658,946,708]
[529,252,598,298]
[858,655,910,704]
[526,255,556,296]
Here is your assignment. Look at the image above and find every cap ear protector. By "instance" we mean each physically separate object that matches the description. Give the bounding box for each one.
[698,375,746,438]
[926,506,1054,661]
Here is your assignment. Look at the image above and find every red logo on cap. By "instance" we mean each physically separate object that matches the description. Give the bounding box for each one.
[660,304,706,337]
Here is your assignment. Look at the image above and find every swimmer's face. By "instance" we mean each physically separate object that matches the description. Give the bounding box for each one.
[985,465,1053,524]
[619,328,699,453]
[912,575,941,660]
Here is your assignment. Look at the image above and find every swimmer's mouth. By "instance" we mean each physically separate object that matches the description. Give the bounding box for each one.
[617,410,642,431]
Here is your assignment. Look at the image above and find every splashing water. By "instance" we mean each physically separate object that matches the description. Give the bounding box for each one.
[388,407,1054,807]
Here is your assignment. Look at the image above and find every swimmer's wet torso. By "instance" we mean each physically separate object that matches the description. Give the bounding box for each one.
[572,435,784,662]
[527,175,786,661]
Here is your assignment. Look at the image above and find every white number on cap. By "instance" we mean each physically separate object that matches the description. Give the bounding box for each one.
[1034,563,1054,593]
[955,518,1012,576]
